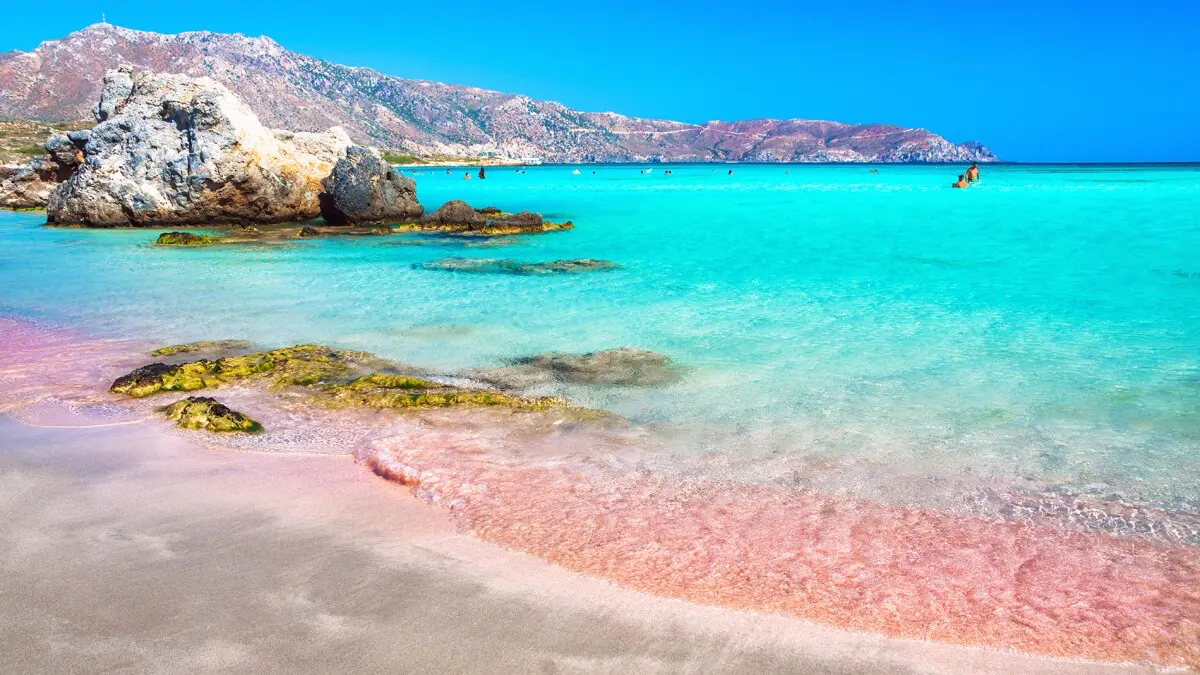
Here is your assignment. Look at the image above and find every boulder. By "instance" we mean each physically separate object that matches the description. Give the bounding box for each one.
[298,226,320,238]
[490,211,543,228]
[161,396,262,432]
[423,199,486,228]
[47,66,352,227]
[319,146,423,225]
[155,232,215,246]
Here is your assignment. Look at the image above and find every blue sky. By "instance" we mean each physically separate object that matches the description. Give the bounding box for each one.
[2,0,1197,162]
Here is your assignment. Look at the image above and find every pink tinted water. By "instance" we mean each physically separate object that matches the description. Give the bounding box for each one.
[2,317,1197,667]
[358,428,1200,667]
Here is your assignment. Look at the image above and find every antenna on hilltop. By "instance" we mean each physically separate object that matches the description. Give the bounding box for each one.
[101,13,108,25]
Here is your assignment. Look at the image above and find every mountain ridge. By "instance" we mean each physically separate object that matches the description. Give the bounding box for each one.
[0,24,997,163]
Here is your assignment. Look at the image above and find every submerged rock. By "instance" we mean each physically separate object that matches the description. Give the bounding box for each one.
[474,348,683,389]
[414,257,618,276]
[298,226,321,238]
[155,232,215,246]
[319,146,423,225]
[47,66,352,227]
[161,396,262,432]
[151,340,253,356]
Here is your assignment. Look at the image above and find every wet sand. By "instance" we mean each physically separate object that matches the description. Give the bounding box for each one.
[0,415,1154,674]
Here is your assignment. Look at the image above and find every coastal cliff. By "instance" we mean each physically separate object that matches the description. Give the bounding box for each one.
[0,24,996,164]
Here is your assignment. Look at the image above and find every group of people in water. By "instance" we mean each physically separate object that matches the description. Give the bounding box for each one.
[953,163,981,188]
[426,163,984,185]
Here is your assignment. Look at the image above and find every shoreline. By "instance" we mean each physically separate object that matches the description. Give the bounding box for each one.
[0,410,1155,674]
[1,314,1196,670]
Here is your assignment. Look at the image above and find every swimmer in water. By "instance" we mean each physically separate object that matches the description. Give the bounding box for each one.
[479,167,486,180]
[464,172,471,180]
[953,174,969,188]
[728,169,734,175]
[966,163,980,183]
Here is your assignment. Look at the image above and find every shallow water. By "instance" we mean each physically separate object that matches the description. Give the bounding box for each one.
[2,163,1199,664]
[5,164,1200,506]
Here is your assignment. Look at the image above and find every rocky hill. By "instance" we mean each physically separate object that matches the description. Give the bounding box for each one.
[0,24,996,163]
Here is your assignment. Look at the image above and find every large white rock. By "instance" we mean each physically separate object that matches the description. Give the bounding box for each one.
[48,66,351,226]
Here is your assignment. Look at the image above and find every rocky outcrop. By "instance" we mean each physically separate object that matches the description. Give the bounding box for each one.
[414,257,618,276]
[472,348,684,389]
[318,146,423,225]
[0,24,998,163]
[423,200,486,227]
[162,396,261,432]
[0,132,85,209]
[46,66,352,227]
[110,344,571,413]
[155,232,215,246]
[413,200,573,235]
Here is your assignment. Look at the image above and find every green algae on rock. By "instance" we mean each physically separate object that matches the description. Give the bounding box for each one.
[155,231,215,246]
[323,371,567,411]
[151,340,253,356]
[297,226,321,238]
[161,396,262,432]
[414,257,618,276]
[111,344,605,418]
[111,345,356,398]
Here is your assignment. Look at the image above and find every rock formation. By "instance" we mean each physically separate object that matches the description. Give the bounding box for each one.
[414,200,572,235]
[46,66,352,226]
[0,132,85,209]
[423,200,486,228]
[162,396,262,432]
[155,232,215,246]
[319,146,423,225]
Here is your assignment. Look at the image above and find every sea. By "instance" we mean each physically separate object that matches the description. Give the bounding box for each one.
[2,162,1198,665]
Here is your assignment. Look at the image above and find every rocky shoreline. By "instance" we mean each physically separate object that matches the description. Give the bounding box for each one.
[104,340,683,436]
[0,67,569,240]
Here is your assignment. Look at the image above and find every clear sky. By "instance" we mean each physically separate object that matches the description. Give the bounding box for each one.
[2,0,1197,162]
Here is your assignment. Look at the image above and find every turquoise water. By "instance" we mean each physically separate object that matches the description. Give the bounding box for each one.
[3,163,1199,509]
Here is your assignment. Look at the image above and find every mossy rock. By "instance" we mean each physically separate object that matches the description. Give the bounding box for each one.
[151,340,253,356]
[156,232,215,246]
[161,396,262,432]
[112,344,602,418]
[298,226,320,238]
[111,345,355,398]
[324,371,566,411]
[110,361,215,398]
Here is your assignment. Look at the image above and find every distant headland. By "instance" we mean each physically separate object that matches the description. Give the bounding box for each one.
[0,24,996,165]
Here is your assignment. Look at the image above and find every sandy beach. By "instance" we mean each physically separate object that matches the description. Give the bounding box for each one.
[0,409,1159,674]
